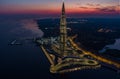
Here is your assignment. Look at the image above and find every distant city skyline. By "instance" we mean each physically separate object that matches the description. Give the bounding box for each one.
[0,0,119,18]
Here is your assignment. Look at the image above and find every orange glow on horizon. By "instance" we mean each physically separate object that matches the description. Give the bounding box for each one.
[0,3,119,16]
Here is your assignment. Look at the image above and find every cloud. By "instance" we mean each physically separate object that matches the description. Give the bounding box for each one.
[86,3,101,6]
[20,19,44,37]
[95,7,116,12]
[86,3,94,6]
[79,4,118,13]
[96,4,101,6]
[10,19,43,38]
[95,6,118,12]
[79,6,88,9]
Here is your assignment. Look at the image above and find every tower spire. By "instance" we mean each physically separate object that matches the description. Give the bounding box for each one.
[62,1,65,15]
[60,0,67,56]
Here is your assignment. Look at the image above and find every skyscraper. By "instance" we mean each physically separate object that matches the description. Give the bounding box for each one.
[37,1,101,73]
[60,1,67,56]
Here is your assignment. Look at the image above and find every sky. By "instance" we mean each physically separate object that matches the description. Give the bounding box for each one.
[0,0,120,18]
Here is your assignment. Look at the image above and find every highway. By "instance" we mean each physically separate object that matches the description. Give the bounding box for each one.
[50,58,100,73]
[38,36,120,73]
[68,37,120,69]
[39,38,101,73]
[40,45,54,65]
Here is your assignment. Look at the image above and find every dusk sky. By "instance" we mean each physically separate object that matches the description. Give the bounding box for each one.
[0,0,120,18]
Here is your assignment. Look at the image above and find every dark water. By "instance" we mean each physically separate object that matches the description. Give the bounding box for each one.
[106,38,120,50]
[0,18,120,79]
[100,38,120,53]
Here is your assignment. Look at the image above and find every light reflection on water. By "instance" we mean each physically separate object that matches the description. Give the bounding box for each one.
[100,38,120,53]
[106,39,120,50]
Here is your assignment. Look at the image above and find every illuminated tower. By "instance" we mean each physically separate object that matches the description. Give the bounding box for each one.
[60,1,67,56]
